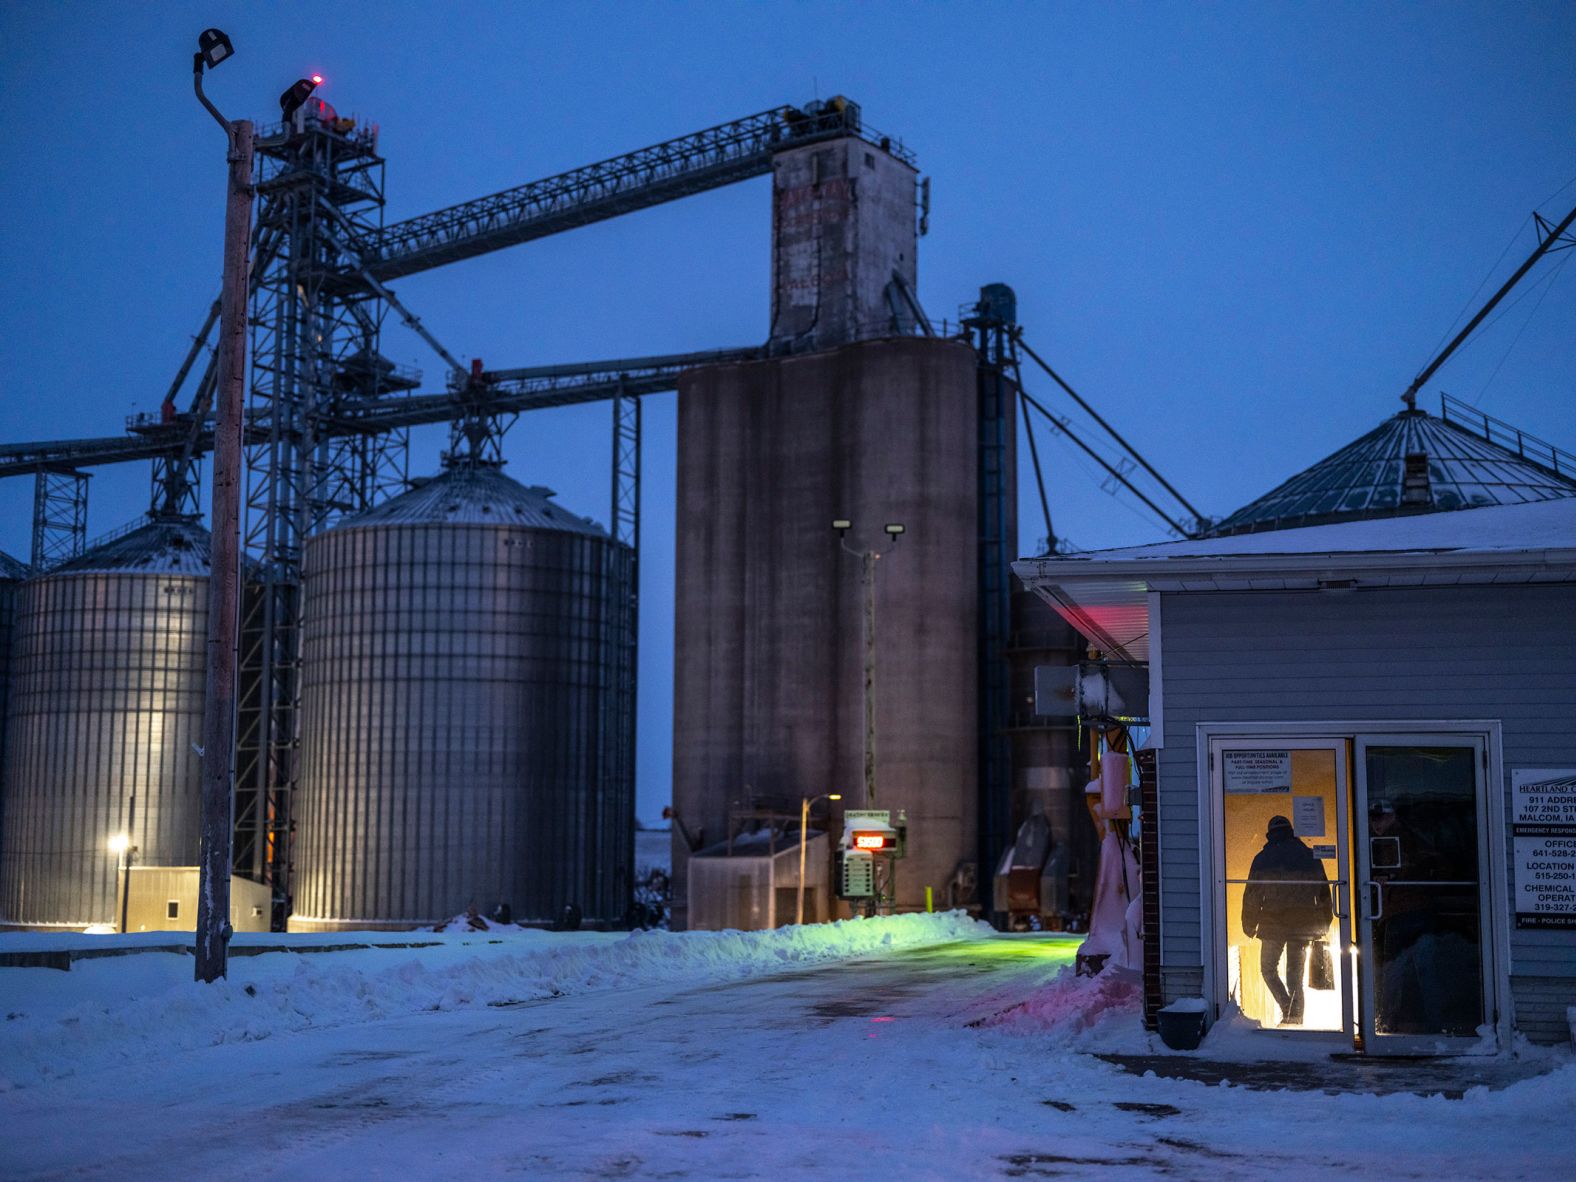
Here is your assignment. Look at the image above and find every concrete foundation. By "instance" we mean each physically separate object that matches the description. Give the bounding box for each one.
[672,336,980,925]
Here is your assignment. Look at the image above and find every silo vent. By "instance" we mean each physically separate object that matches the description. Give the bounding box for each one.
[1401,451,1432,507]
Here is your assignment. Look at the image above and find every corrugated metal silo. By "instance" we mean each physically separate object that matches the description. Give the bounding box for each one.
[0,520,210,928]
[0,548,28,867]
[291,464,635,931]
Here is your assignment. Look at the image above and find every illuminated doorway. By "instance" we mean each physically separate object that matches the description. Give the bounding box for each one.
[1215,740,1352,1034]
[1208,731,1497,1052]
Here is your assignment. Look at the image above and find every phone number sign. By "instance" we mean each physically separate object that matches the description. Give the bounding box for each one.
[1513,769,1576,930]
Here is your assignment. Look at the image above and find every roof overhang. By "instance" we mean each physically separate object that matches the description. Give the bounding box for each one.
[1014,543,1576,666]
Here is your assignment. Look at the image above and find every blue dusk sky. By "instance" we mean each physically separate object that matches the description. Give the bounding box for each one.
[2,2,1573,822]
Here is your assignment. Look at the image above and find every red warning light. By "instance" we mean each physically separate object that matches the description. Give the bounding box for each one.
[311,74,324,85]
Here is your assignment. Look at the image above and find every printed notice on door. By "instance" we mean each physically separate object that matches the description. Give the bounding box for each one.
[1293,795,1326,837]
[1222,750,1291,793]
[1512,768,1576,929]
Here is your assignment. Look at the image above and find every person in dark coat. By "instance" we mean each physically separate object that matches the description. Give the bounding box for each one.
[1241,815,1333,1025]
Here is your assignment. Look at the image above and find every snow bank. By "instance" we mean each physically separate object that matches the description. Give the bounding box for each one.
[981,964,1149,1050]
[0,911,986,1091]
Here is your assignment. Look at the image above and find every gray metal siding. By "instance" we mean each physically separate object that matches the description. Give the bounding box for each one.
[1157,583,1576,1040]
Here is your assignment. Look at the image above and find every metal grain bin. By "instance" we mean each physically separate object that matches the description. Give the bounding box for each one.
[291,464,635,931]
[0,547,28,724]
[0,548,28,869]
[0,519,210,928]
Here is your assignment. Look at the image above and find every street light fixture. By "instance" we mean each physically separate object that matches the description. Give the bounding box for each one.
[797,792,842,925]
[192,27,235,132]
[197,28,234,70]
[279,76,320,122]
[831,519,906,808]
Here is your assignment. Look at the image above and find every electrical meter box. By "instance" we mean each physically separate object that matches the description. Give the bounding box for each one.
[841,849,875,898]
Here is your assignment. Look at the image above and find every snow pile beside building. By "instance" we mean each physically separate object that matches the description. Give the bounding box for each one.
[983,965,1147,1049]
[0,911,987,1090]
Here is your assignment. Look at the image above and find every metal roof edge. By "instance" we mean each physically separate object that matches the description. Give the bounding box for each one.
[1013,545,1576,587]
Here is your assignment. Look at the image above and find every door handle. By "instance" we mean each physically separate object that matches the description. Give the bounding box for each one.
[1363,880,1384,922]
[1331,880,1349,922]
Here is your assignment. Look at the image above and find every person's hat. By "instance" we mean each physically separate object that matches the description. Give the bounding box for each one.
[1267,815,1293,838]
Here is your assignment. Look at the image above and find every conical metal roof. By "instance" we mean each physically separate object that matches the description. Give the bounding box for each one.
[0,548,27,581]
[48,517,213,577]
[335,464,610,537]
[1209,407,1576,537]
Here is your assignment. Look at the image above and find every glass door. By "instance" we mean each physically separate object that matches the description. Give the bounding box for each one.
[1355,736,1492,1053]
[1214,739,1352,1035]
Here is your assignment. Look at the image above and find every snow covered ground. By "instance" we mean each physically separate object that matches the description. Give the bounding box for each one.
[2,914,1572,1179]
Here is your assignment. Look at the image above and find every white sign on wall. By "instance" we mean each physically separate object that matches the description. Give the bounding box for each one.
[1222,750,1291,794]
[1512,769,1576,831]
[1512,769,1576,929]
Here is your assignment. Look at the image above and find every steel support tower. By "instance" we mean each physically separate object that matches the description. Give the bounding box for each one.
[29,469,89,569]
[236,105,414,918]
[966,288,1018,920]
[607,388,641,889]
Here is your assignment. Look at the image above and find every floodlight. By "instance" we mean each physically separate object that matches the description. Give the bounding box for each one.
[197,28,233,70]
[108,833,130,855]
[884,523,905,536]
[831,519,852,532]
[279,76,320,121]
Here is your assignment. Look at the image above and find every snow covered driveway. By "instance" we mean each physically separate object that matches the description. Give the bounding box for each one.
[2,918,1572,1179]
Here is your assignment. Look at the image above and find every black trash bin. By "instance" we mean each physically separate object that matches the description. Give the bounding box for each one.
[1156,1001,1207,1051]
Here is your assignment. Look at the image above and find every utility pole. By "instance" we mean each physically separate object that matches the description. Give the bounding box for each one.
[832,520,906,808]
[193,28,253,983]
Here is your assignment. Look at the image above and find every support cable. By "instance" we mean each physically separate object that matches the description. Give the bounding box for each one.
[1402,200,1576,406]
[357,269,466,376]
[1020,388,1191,538]
[1424,215,1531,363]
[1472,248,1574,405]
[317,200,467,376]
[1016,383,1056,555]
[1014,332,1205,524]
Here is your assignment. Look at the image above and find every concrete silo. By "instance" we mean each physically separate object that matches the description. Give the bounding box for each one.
[0,520,210,928]
[290,463,635,931]
[672,336,983,923]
